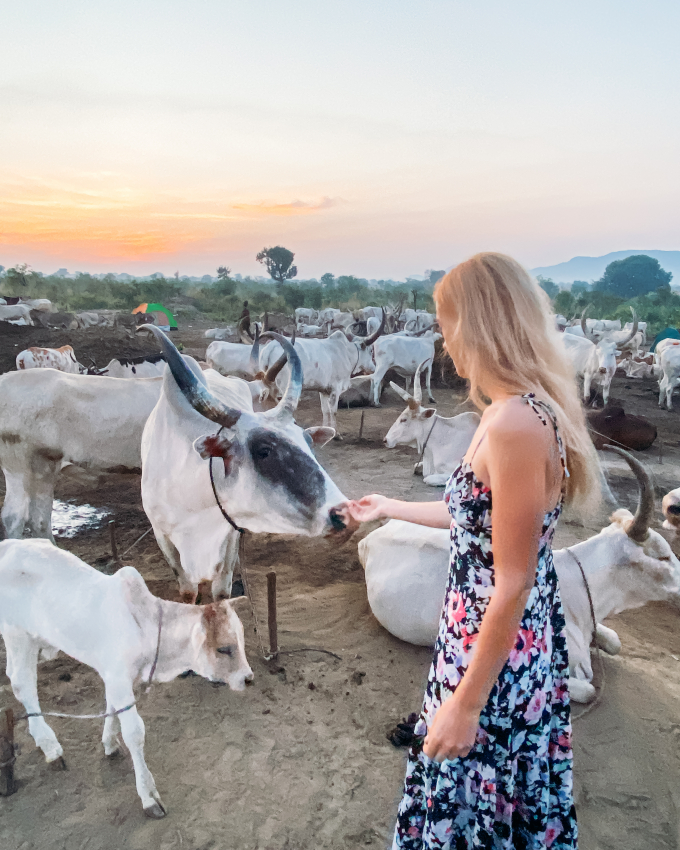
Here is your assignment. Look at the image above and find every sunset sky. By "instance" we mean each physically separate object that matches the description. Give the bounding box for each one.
[1,1,678,279]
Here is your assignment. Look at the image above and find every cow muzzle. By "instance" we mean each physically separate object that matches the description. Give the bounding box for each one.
[325,504,359,540]
[599,367,607,374]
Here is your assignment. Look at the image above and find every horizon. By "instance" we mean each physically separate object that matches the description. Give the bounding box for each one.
[1,1,679,278]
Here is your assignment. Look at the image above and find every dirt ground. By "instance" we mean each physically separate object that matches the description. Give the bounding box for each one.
[0,323,679,850]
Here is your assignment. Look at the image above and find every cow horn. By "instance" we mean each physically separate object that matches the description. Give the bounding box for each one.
[137,326,242,428]
[248,323,261,372]
[259,332,303,418]
[618,307,639,347]
[389,381,418,410]
[412,323,437,337]
[413,358,432,405]
[603,444,654,542]
[580,306,591,338]
[360,308,386,349]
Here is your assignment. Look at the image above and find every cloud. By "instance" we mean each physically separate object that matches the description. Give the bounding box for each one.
[231,196,343,216]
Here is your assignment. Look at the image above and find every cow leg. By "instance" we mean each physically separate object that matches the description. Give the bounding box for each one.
[105,678,166,817]
[24,452,61,539]
[568,677,596,704]
[582,371,593,404]
[658,375,667,407]
[211,527,241,600]
[4,627,64,763]
[318,392,331,428]
[154,531,197,602]
[370,365,388,406]
[327,389,340,436]
[0,470,32,539]
[594,623,621,655]
[426,361,435,403]
[404,376,411,394]
[602,375,611,406]
[667,377,675,411]
[102,697,122,757]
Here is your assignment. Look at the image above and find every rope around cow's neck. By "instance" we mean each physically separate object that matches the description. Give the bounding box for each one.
[564,547,605,720]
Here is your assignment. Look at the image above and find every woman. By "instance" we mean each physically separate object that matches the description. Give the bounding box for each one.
[344,254,598,848]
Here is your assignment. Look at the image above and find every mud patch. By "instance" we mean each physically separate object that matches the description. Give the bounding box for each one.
[51,499,110,538]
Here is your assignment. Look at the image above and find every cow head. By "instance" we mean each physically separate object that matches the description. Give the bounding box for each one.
[662,488,680,535]
[384,359,435,450]
[345,308,386,375]
[589,447,680,617]
[190,599,253,690]
[140,326,355,538]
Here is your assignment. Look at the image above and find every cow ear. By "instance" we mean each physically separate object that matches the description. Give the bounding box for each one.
[304,426,335,448]
[421,408,436,419]
[193,432,234,459]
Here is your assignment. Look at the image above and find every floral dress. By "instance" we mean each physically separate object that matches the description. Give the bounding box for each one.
[393,394,577,849]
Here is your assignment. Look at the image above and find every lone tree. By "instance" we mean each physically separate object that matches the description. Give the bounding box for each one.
[215,265,236,296]
[595,255,672,298]
[256,246,297,285]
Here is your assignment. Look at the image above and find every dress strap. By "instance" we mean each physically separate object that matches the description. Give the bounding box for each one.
[521,393,570,479]
[469,430,488,463]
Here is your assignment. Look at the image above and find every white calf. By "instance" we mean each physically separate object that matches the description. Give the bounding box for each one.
[385,360,480,486]
[0,539,252,817]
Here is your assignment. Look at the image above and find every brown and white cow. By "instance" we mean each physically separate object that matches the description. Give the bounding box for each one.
[16,345,84,374]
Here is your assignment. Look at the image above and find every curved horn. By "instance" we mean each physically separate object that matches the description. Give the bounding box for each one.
[580,305,591,338]
[603,444,654,542]
[248,323,261,372]
[411,323,437,337]
[137,326,241,428]
[360,307,386,349]
[259,332,303,418]
[389,380,418,410]
[413,358,432,405]
[618,307,639,347]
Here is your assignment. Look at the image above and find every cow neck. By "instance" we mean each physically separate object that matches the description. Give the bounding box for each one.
[209,426,245,534]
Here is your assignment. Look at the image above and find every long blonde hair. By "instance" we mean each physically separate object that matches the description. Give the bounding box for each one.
[434,252,598,510]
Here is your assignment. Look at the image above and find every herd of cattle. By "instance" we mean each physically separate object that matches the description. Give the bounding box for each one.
[0,304,679,818]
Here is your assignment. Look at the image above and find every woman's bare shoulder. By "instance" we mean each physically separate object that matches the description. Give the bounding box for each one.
[486,396,551,449]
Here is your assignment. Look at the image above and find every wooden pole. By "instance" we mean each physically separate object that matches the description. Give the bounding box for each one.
[359,410,365,441]
[659,438,663,465]
[0,707,17,796]
[267,571,278,658]
[109,520,119,563]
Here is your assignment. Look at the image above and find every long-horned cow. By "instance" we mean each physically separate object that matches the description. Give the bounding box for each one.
[139,327,355,603]
[370,328,441,406]
[357,447,679,703]
[0,370,163,539]
[257,311,385,432]
[384,359,480,485]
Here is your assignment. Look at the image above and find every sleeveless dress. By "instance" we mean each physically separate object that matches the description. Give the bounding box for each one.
[393,394,577,850]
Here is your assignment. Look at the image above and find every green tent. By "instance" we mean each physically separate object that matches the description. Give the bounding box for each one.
[650,327,680,353]
[133,302,178,329]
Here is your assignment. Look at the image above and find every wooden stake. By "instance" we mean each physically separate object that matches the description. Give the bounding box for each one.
[267,571,278,658]
[659,438,663,465]
[358,410,365,441]
[0,708,17,796]
[109,520,119,563]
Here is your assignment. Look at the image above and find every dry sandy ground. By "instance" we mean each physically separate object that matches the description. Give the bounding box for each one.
[0,352,679,849]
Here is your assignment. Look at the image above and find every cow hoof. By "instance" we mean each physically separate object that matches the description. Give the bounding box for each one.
[49,756,68,771]
[144,801,167,819]
[104,746,122,758]
[428,397,436,404]
[333,433,343,441]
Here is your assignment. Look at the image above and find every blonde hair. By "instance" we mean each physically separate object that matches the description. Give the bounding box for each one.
[434,252,598,510]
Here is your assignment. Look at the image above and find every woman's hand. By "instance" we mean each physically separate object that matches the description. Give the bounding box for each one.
[423,693,481,762]
[343,494,393,523]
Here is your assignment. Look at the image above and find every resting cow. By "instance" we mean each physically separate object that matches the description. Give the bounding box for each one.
[100,354,167,379]
[0,538,252,818]
[357,447,679,703]
[384,359,480,486]
[139,327,353,602]
[0,304,33,325]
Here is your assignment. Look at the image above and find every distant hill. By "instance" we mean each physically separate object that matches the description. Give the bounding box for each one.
[531,250,680,285]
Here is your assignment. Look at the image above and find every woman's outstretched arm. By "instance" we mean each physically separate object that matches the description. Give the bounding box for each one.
[341,494,450,528]
[424,403,558,762]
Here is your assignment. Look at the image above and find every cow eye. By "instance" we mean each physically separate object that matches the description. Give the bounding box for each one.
[255,447,271,460]
[217,645,235,657]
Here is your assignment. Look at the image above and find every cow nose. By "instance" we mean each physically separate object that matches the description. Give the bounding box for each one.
[245,672,254,685]
[599,367,607,374]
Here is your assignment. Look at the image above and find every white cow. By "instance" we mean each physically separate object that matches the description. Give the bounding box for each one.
[204,326,236,340]
[140,328,353,603]
[206,326,267,380]
[16,345,84,374]
[358,447,679,703]
[21,298,53,312]
[297,323,328,337]
[0,304,33,325]
[562,329,632,406]
[0,538,252,818]
[657,344,680,410]
[0,370,163,539]
[259,313,385,432]
[295,307,318,325]
[385,361,480,486]
[662,487,680,533]
[404,311,436,333]
[317,307,342,325]
[99,355,167,379]
[370,332,441,406]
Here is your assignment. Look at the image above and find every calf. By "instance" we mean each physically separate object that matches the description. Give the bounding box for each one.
[384,359,480,485]
[16,345,84,374]
[357,447,679,703]
[0,539,252,817]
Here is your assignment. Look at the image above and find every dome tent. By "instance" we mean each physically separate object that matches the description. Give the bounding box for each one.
[132,302,178,330]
